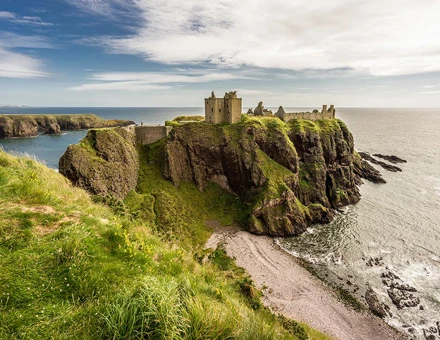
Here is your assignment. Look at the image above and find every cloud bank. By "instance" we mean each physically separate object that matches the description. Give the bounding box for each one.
[71,69,257,91]
[75,0,440,77]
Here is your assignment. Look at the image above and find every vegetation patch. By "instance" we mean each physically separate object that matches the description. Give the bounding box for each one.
[0,150,332,339]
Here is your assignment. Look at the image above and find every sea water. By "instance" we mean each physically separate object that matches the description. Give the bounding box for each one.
[1,107,439,337]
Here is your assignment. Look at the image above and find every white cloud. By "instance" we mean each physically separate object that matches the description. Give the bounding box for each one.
[0,32,56,49]
[71,81,171,91]
[0,11,53,26]
[68,0,113,16]
[0,11,16,19]
[0,48,49,78]
[415,90,440,95]
[75,0,440,77]
[70,69,257,91]
[0,33,54,78]
[423,84,440,89]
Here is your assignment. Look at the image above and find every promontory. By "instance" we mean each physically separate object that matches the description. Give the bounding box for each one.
[0,114,134,138]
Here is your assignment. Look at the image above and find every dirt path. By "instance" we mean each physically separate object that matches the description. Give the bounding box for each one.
[205,223,406,340]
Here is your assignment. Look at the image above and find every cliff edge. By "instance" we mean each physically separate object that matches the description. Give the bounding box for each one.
[164,117,383,236]
[59,116,383,236]
[0,114,134,138]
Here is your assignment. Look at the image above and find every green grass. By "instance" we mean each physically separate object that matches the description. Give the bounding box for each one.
[0,150,332,339]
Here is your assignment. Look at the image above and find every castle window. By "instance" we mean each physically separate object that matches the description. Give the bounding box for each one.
[206,101,208,105]
[219,109,221,112]
[211,108,213,112]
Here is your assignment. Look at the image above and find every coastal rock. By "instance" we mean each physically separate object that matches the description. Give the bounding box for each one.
[358,152,402,172]
[373,154,407,164]
[366,256,384,267]
[353,153,386,184]
[44,123,61,135]
[387,288,420,309]
[0,116,39,138]
[0,114,134,139]
[247,108,254,115]
[365,287,389,318]
[59,128,139,199]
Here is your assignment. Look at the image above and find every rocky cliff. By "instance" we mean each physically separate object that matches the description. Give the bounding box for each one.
[59,116,383,236]
[164,117,383,236]
[59,128,139,199]
[0,114,134,139]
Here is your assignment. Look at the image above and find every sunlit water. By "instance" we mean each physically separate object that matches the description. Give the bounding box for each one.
[277,108,440,338]
[1,107,439,337]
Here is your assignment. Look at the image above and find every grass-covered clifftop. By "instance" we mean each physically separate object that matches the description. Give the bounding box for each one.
[163,116,383,236]
[0,150,329,339]
[59,116,383,237]
[0,114,134,139]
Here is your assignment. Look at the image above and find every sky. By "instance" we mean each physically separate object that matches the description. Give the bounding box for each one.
[0,0,440,107]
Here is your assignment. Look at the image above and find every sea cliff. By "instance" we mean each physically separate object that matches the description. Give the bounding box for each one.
[0,114,134,138]
[59,116,383,237]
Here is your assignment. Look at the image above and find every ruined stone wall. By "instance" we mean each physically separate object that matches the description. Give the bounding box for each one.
[134,126,172,145]
[278,105,336,122]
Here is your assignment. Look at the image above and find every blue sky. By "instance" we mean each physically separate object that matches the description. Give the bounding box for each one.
[1,0,440,107]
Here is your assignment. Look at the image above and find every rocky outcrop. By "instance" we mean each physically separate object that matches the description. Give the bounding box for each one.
[0,114,134,139]
[0,116,38,138]
[365,287,390,318]
[59,128,139,199]
[358,152,402,172]
[59,117,384,236]
[373,154,407,164]
[44,123,61,135]
[164,118,383,236]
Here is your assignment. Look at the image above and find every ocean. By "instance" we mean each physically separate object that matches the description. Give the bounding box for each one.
[1,107,439,336]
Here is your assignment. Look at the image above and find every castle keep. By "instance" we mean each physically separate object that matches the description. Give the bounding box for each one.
[205,91,242,124]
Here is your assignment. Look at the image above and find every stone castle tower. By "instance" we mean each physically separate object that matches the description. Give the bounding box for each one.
[205,91,242,124]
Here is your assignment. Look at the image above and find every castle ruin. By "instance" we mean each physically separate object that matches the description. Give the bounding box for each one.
[205,91,242,124]
[274,104,335,121]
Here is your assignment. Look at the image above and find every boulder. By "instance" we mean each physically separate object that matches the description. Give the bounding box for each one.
[44,123,61,135]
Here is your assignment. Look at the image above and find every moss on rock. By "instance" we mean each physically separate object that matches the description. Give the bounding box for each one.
[59,127,139,199]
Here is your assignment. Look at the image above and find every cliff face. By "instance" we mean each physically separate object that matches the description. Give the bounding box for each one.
[0,114,134,139]
[59,117,383,236]
[59,128,139,199]
[164,118,383,236]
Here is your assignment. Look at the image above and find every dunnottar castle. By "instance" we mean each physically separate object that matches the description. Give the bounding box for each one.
[129,90,336,145]
[205,91,335,124]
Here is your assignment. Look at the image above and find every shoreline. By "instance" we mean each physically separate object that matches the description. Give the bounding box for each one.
[205,222,405,340]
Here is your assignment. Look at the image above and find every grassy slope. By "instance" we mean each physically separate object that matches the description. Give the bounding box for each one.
[0,150,330,340]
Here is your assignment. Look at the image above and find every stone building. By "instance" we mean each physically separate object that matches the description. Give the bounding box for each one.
[275,105,335,121]
[205,91,242,124]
